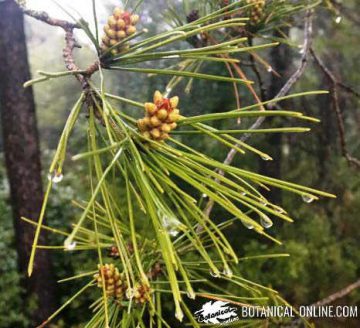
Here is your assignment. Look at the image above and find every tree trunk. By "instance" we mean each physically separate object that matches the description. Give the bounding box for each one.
[0,0,57,324]
[259,28,292,204]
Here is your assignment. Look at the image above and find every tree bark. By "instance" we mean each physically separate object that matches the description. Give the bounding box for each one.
[0,0,56,324]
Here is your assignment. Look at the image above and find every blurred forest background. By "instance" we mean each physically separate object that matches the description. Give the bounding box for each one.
[0,0,359,327]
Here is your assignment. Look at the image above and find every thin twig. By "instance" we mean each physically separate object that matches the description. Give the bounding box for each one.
[241,10,313,143]
[289,278,360,327]
[311,48,360,169]
[23,8,80,29]
[203,10,314,218]
[312,279,360,307]
[22,4,99,82]
[21,3,100,109]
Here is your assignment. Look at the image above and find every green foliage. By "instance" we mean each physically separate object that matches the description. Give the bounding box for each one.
[1,0,359,327]
[22,1,336,327]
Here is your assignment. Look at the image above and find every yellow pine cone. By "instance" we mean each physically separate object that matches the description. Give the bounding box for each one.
[137,91,181,141]
[246,0,265,25]
[94,264,125,300]
[101,7,140,55]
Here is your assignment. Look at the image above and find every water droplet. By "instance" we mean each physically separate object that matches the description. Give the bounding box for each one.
[48,171,63,183]
[126,288,134,299]
[175,308,184,322]
[158,210,182,237]
[241,192,247,196]
[267,66,273,73]
[260,214,273,229]
[202,193,208,198]
[186,290,196,299]
[169,228,180,237]
[64,240,77,250]
[241,220,254,230]
[210,269,220,278]
[335,16,342,24]
[302,194,315,203]
[261,155,272,161]
[222,267,233,278]
[163,87,172,98]
[274,206,286,214]
[260,200,268,207]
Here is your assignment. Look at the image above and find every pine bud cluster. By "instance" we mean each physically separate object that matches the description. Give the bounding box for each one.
[101,7,140,55]
[246,0,266,25]
[94,264,153,306]
[186,10,199,24]
[137,91,181,141]
[94,264,126,300]
[108,246,120,259]
[133,283,152,304]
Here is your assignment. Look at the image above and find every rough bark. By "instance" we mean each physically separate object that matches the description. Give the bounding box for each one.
[0,0,56,324]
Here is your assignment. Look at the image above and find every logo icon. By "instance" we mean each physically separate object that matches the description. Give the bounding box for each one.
[194,301,239,324]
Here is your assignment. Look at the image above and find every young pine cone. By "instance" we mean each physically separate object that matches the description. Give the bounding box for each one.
[137,91,181,141]
[101,7,140,55]
[108,246,120,259]
[246,0,265,25]
[94,264,126,300]
[186,9,199,24]
[133,283,152,304]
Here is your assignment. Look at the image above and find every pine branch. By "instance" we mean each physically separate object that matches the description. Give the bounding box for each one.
[203,10,314,218]
[241,9,314,142]
[289,278,360,327]
[21,3,99,90]
[311,48,360,169]
[23,8,80,29]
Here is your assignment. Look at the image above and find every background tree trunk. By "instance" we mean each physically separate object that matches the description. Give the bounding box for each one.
[259,28,292,204]
[0,0,57,324]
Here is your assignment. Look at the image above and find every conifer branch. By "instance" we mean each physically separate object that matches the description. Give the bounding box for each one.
[203,10,314,218]
[311,48,360,169]
[289,278,360,327]
[23,8,80,30]
[20,3,100,90]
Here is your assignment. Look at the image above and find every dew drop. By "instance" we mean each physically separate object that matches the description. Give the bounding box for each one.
[64,240,77,251]
[186,290,196,299]
[126,288,134,299]
[274,206,286,214]
[169,228,180,237]
[267,66,273,73]
[241,192,247,196]
[299,47,305,55]
[163,87,172,98]
[158,210,182,237]
[222,267,233,278]
[260,214,273,229]
[175,308,184,322]
[261,155,272,161]
[202,193,208,198]
[302,194,315,203]
[335,16,342,24]
[48,171,64,184]
[241,220,254,230]
[210,269,220,278]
